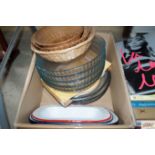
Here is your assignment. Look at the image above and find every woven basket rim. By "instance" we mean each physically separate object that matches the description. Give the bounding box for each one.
[31,28,95,54]
[31,27,90,51]
[31,26,84,47]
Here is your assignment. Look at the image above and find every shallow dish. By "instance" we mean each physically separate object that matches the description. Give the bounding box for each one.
[29,108,119,125]
[30,106,112,123]
[103,111,119,125]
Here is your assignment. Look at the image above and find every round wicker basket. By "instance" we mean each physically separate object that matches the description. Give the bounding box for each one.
[31,27,95,62]
[31,26,84,47]
[32,27,90,51]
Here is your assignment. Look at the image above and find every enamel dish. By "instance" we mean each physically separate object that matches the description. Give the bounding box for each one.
[29,108,119,125]
[104,111,119,125]
[29,106,113,123]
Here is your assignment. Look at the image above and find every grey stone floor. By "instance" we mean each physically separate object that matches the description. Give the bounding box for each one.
[1,28,33,128]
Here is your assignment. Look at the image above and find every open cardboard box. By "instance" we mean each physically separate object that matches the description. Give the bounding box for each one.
[134,108,155,120]
[15,33,136,128]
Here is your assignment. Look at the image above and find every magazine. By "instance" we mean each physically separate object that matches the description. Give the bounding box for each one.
[116,32,155,95]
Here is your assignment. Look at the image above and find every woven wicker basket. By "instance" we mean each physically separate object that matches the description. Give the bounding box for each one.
[31,26,84,47]
[31,27,95,62]
[32,27,90,51]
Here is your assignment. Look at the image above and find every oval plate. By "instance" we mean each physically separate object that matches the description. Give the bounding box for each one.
[30,106,112,123]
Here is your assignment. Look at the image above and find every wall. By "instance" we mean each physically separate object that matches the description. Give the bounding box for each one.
[0,26,124,41]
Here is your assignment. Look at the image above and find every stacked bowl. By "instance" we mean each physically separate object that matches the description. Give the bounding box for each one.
[29,27,117,125]
[31,26,95,62]
[31,26,108,104]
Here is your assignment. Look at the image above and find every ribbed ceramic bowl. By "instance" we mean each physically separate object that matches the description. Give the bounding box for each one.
[36,35,106,91]
[31,27,95,62]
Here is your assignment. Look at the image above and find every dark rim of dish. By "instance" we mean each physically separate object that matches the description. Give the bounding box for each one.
[71,70,111,103]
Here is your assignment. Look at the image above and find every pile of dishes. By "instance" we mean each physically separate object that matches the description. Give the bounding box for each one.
[35,35,106,91]
[29,106,119,125]
[30,26,119,125]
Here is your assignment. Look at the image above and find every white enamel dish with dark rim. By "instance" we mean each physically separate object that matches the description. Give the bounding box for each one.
[29,108,119,125]
[104,111,119,125]
[29,106,114,124]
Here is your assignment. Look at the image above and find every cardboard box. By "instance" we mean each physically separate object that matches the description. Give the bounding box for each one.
[134,108,155,120]
[15,33,135,128]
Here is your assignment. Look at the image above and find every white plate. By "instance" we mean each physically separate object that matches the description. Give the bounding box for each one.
[31,105,112,123]
[30,111,119,125]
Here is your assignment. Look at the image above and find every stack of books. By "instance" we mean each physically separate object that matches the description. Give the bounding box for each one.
[116,30,155,128]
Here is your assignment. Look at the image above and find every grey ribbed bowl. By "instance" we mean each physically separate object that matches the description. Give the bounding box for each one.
[36,36,106,91]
